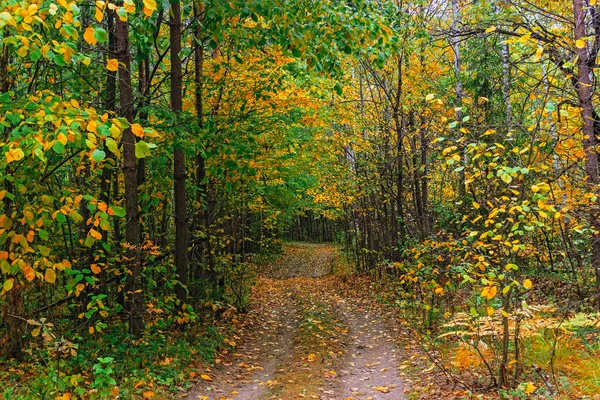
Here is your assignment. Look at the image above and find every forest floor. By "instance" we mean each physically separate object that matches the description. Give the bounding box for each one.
[185,243,454,400]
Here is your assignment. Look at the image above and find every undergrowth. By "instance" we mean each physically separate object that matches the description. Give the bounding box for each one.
[0,322,225,399]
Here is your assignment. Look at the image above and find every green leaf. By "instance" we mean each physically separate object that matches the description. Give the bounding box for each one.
[84,235,95,248]
[54,54,67,67]
[94,28,108,43]
[135,141,153,158]
[71,211,83,223]
[105,137,119,154]
[38,229,49,240]
[92,149,106,162]
[56,212,67,224]
[111,206,126,218]
[52,140,65,154]
[334,83,343,96]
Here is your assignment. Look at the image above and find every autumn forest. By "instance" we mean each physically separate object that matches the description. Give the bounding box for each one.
[1,0,600,398]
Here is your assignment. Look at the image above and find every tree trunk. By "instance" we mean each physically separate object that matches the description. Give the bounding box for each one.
[171,0,188,305]
[573,0,600,295]
[193,0,208,283]
[115,15,143,335]
[451,0,466,198]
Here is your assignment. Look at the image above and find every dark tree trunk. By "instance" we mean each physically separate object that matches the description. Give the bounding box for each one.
[170,0,188,304]
[193,1,208,283]
[115,15,143,335]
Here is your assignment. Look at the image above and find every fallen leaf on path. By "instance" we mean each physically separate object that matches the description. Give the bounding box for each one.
[372,385,390,393]
[200,374,212,381]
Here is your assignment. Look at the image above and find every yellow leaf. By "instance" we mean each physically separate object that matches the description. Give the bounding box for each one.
[486,306,494,316]
[106,58,119,72]
[89,326,95,334]
[83,27,97,45]
[3,278,14,292]
[592,0,597,5]
[523,279,532,289]
[131,123,144,138]
[372,386,390,393]
[143,0,157,16]
[200,374,212,381]
[485,26,496,33]
[95,1,105,22]
[31,328,41,337]
[124,0,136,13]
[45,268,56,284]
[425,93,435,102]
[533,46,543,62]
[6,148,24,163]
[57,132,68,146]
[576,39,586,49]
[87,120,97,133]
[524,382,536,394]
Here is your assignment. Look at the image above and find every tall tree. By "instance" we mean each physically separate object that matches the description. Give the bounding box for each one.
[171,0,188,304]
[115,15,143,335]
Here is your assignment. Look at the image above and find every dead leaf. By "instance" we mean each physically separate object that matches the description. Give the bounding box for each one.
[372,386,390,393]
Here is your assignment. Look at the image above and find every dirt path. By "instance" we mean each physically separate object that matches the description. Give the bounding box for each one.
[186,243,406,400]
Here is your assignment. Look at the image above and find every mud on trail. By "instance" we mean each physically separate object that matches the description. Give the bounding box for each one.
[186,243,407,400]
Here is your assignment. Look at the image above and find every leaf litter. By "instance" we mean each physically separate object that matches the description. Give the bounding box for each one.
[186,243,413,399]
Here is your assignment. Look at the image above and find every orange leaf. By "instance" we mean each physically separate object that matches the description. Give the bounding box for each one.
[200,374,212,381]
[83,26,97,45]
[131,123,144,138]
[106,58,119,71]
[142,391,154,399]
[23,265,35,281]
[45,268,56,284]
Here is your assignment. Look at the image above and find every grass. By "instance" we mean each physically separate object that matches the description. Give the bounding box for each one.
[525,332,600,398]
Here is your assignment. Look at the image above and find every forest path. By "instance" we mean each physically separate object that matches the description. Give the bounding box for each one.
[186,243,407,400]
